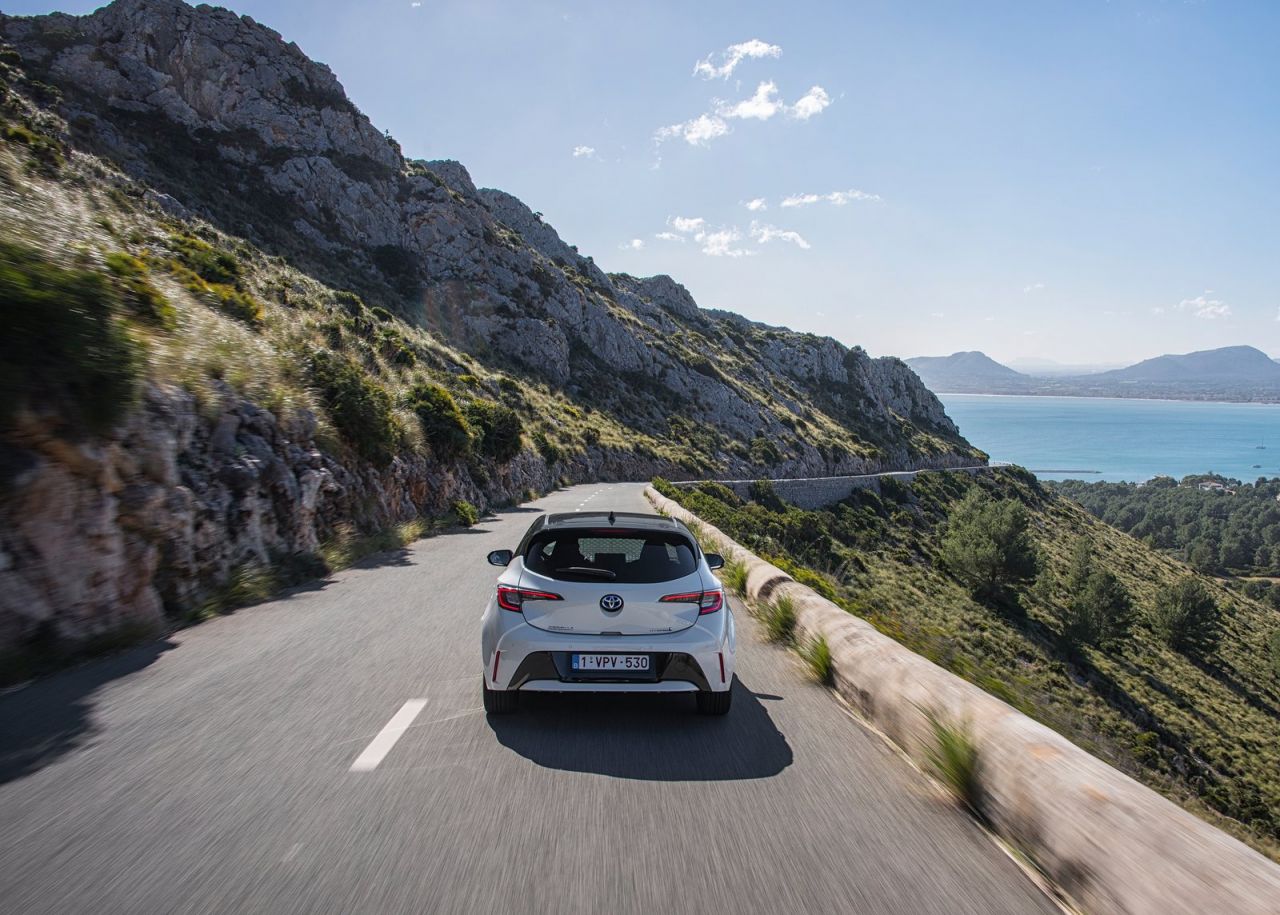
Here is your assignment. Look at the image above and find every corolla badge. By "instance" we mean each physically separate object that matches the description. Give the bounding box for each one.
[599,594,624,612]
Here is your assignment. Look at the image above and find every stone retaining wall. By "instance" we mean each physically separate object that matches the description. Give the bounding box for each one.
[667,465,998,509]
[646,484,1280,915]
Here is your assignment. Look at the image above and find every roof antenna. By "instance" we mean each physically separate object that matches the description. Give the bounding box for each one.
[608,510,616,525]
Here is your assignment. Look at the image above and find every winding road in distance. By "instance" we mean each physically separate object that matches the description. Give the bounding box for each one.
[0,483,1056,914]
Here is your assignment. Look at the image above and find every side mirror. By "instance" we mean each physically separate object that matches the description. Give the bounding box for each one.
[487,549,513,567]
[704,553,725,570]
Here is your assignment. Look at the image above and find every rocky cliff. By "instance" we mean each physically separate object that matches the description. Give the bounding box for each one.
[0,0,976,662]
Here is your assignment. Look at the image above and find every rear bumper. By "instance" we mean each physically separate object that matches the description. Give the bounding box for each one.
[483,610,735,693]
[504,650,715,691]
[520,680,700,693]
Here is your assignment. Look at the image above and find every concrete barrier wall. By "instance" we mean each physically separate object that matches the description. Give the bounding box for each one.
[667,466,996,510]
[646,485,1280,915]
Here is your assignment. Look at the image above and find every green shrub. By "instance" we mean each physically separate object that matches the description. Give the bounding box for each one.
[698,481,743,506]
[168,233,240,285]
[800,634,834,685]
[209,284,263,324]
[169,261,263,326]
[0,239,142,434]
[465,400,523,463]
[305,350,399,466]
[749,478,786,511]
[749,434,782,466]
[923,709,982,815]
[104,252,175,328]
[452,499,480,527]
[193,561,278,621]
[4,123,63,175]
[938,489,1039,600]
[1269,631,1280,681]
[533,430,563,464]
[1147,576,1222,658]
[408,382,471,459]
[334,290,364,313]
[721,557,748,596]
[763,593,797,644]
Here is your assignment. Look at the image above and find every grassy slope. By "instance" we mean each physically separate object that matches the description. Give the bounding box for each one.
[657,471,1280,861]
[0,131,708,478]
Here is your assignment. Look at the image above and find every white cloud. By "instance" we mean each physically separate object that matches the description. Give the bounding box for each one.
[619,238,645,251]
[717,81,782,121]
[654,231,685,242]
[745,198,767,212]
[668,215,705,233]
[694,228,750,257]
[749,221,810,249]
[1177,295,1231,319]
[572,145,596,158]
[693,39,781,80]
[788,85,831,120]
[1151,306,1166,315]
[781,188,881,208]
[1023,282,1044,294]
[716,82,831,123]
[410,1,421,6]
[654,113,730,147]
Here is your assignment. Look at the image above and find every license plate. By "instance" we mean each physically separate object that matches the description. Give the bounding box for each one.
[571,654,650,671]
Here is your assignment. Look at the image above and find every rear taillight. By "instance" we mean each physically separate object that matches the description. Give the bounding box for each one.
[659,589,723,615]
[496,586,563,612]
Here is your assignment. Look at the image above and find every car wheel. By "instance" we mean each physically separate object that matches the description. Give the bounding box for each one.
[483,680,519,714]
[696,688,732,716]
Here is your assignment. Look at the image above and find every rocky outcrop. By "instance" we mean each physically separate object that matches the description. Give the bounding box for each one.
[0,380,685,649]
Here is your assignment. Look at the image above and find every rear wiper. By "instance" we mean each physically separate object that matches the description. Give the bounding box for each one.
[554,566,617,579]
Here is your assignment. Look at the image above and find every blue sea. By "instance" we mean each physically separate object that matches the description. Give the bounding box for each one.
[939,394,1280,483]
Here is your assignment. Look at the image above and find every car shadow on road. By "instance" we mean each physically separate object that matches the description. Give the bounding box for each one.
[0,637,175,785]
[486,678,792,781]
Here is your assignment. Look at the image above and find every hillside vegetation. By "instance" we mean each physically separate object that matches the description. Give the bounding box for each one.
[656,471,1280,860]
[1049,476,1280,589]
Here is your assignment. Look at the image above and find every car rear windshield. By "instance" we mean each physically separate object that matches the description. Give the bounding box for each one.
[524,529,699,583]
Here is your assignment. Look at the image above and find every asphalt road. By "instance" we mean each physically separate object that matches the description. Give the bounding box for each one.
[0,483,1056,914]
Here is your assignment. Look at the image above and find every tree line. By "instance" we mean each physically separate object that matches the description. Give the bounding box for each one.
[1050,475,1280,603]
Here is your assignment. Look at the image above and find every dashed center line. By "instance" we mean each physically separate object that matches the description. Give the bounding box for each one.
[350,699,428,772]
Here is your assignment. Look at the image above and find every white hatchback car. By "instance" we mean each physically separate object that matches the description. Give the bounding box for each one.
[481,511,736,715]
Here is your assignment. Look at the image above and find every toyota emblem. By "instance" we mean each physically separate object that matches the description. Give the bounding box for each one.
[599,594,624,612]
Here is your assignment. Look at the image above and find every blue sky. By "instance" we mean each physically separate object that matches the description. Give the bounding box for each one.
[12,0,1280,364]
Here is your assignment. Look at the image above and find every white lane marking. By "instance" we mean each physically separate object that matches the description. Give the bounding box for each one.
[350,699,428,772]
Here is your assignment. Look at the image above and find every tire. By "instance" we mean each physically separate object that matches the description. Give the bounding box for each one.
[696,688,732,716]
[483,681,519,714]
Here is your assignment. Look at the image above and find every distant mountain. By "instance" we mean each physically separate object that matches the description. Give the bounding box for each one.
[1091,346,1280,384]
[904,346,1280,403]
[905,352,1027,391]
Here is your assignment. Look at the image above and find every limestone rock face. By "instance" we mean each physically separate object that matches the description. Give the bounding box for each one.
[16,0,396,167]
[0,383,669,649]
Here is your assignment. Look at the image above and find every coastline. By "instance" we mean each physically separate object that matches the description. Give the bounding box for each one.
[935,392,1280,408]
